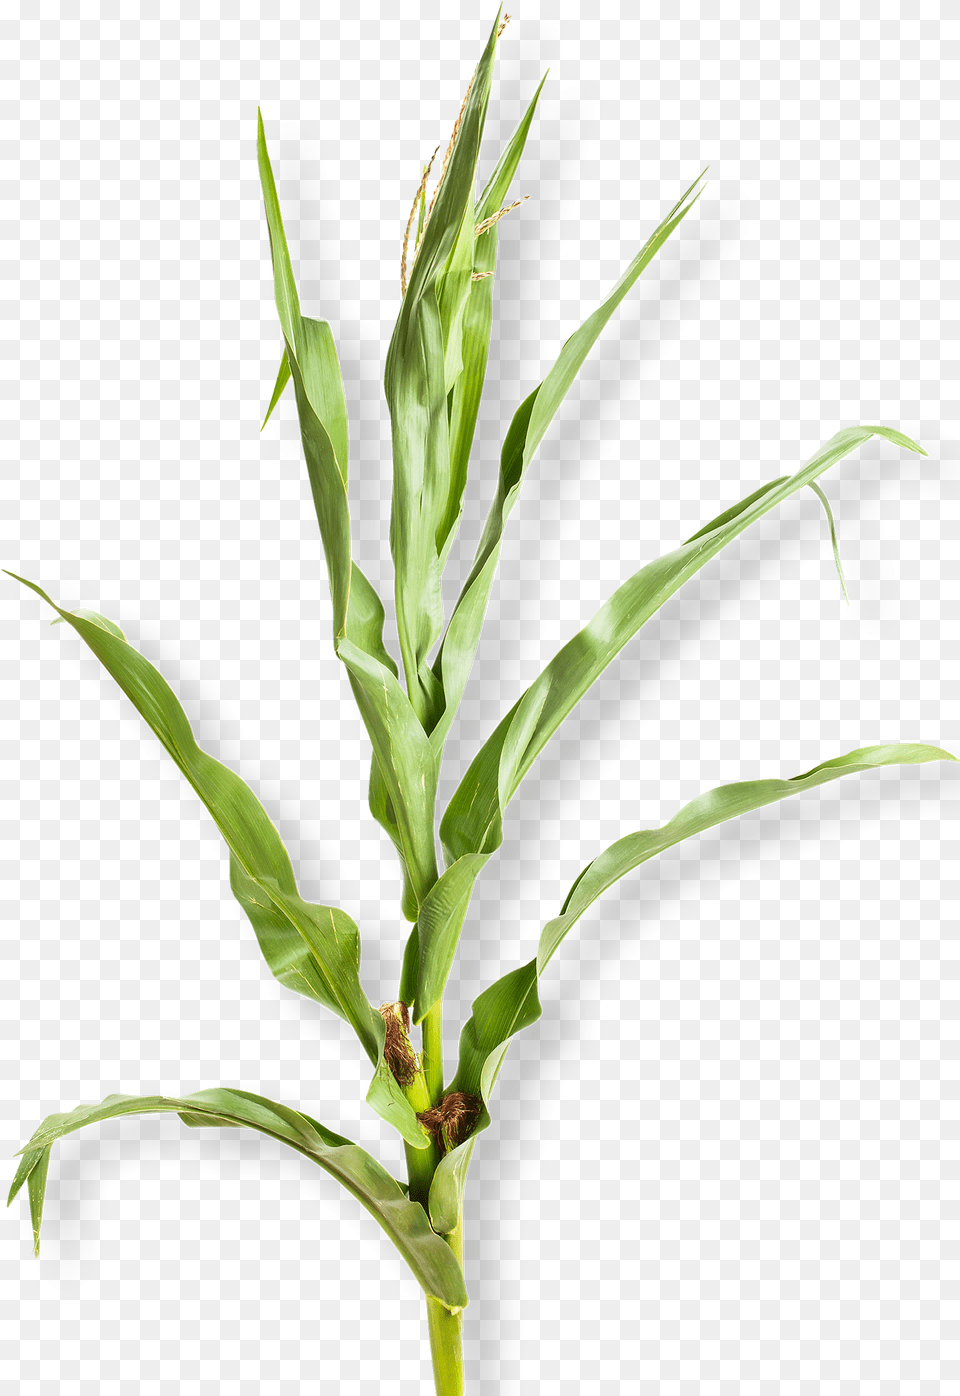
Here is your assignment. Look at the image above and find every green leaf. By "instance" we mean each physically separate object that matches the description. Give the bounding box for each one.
[436,72,548,573]
[389,162,707,1014]
[428,169,706,760]
[411,852,490,1024]
[808,479,849,603]
[10,1089,468,1312]
[429,741,955,1233]
[258,109,439,913]
[338,635,440,910]
[261,349,292,431]
[7,1147,50,1257]
[51,608,126,640]
[440,425,927,865]
[384,11,503,726]
[6,573,429,1152]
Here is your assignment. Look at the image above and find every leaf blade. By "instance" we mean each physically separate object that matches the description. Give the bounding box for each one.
[384,11,503,723]
[7,574,429,1151]
[258,111,439,915]
[12,1089,467,1311]
[808,479,849,602]
[261,349,292,431]
[431,742,955,1232]
[440,426,926,864]
[436,72,548,571]
[428,170,706,759]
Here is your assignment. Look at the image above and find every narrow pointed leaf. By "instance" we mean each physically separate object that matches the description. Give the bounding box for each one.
[7,1146,50,1257]
[258,110,438,913]
[428,170,706,759]
[441,426,927,864]
[261,349,292,430]
[808,480,849,602]
[8,1146,44,1208]
[385,10,503,724]
[26,1147,50,1258]
[8,574,376,1047]
[11,1089,467,1311]
[6,574,428,1151]
[436,72,548,572]
[409,169,709,1003]
[430,741,955,1233]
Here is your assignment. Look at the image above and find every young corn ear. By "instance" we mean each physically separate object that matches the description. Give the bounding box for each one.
[9,10,952,1395]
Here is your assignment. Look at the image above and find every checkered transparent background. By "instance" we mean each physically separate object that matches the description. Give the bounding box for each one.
[2,8,958,1394]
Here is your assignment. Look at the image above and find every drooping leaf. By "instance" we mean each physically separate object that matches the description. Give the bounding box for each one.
[6,573,429,1151]
[10,1089,467,1312]
[429,741,955,1234]
[428,169,706,761]
[808,479,849,602]
[7,1146,50,1258]
[440,426,927,866]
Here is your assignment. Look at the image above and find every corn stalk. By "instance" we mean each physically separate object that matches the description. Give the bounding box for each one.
[8,12,953,1395]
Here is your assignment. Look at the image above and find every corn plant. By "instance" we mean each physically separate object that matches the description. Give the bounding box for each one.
[8,12,953,1395]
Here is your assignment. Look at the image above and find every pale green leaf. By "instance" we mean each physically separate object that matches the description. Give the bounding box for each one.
[808,479,849,603]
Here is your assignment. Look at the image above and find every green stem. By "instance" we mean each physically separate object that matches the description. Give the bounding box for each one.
[404,1131,441,1211]
[426,1214,464,1395]
[401,1002,462,1393]
[402,1064,440,1211]
[426,1293,464,1396]
[421,1001,444,1103]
